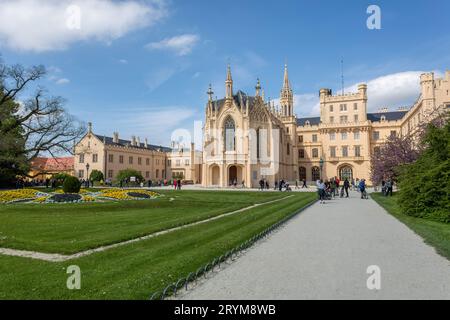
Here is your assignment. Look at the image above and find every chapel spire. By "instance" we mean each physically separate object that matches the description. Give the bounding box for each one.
[225,64,233,99]
[280,64,294,117]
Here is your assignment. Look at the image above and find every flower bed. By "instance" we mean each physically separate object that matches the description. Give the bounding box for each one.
[0,189,42,203]
[0,188,160,204]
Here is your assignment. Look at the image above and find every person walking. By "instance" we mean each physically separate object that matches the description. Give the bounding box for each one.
[316,179,326,204]
[343,178,350,198]
[177,179,182,190]
[302,179,308,188]
[174,179,178,190]
[359,179,367,199]
[330,178,336,198]
[386,179,393,196]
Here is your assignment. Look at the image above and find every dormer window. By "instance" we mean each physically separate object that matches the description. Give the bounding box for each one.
[380,115,386,121]
[305,120,310,126]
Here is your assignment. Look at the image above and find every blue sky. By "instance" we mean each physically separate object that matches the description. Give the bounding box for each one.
[1,0,449,146]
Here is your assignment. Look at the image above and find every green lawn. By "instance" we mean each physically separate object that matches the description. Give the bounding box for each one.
[0,191,317,299]
[372,193,450,261]
[0,190,289,254]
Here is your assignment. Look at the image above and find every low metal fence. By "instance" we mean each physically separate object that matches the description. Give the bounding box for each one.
[148,200,317,300]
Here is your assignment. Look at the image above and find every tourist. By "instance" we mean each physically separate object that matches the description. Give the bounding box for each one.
[265,180,269,190]
[177,179,182,190]
[381,180,386,195]
[259,179,264,191]
[335,176,340,195]
[274,180,278,190]
[316,179,326,204]
[386,179,393,196]
[148,180,152,188]
[359,179,367,199]
[302,179,308,188]
[174,179,178,190]
[330,178,336,198]
[343,178,350,198]
[355,178,360,192]
[295,180,299,189]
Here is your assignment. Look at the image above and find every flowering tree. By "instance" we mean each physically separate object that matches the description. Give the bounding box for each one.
[370,109,449,185]
[370,135,420,185]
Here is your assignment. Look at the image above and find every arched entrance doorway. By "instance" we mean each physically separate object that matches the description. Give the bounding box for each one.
[339,165,353,181]
[229,166,237,185]
[312,166,320,181]
[211,165,220,185]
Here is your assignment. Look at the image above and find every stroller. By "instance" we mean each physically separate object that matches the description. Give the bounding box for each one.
[361,189,369,199]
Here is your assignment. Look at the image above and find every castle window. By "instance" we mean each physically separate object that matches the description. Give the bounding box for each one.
[373,131,380,140]
[108,154,114,163]
[119,155,124,164]
[298,135,304,143]
[354,146,361,157]
[299,149,305,158]
[340,115,348,123]
[146,158,150,165]
[312,148,319,158]
[129,156,133,164]
[92,154,98,163]
[287,143,290,155]
[305,120,310,126]
[354,103,358,110]
[79,154,84,163]
[312,134,318,143]
[354,115,359,123]
[329,116,334,123]
[330,146,336,158]
[78,170,84,178]
[340,104,347,112]
[138,157,142,165]
[354,130,360,140]
[329,132,336,140]
[342,146,348,157]
[329,105,334,112]
[341,132,348,140]
[108,170,114,178]
[224,116,236,151]
[380,115,386,121]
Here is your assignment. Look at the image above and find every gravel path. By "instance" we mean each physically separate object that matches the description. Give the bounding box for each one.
[178,191,450,300]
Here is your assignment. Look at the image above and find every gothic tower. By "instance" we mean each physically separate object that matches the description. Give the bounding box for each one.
[280,64,294,117]
[226,64,233,100]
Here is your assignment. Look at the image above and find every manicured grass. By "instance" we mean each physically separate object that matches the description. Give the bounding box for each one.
[0,190,289,254]
[0,191,317,299]
[372,192,450,261]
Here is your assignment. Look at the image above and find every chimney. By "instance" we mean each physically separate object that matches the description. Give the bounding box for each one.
[131,135,137,146]
[136,136,141,147]
[113,132,119,143]
[145,138,148,148]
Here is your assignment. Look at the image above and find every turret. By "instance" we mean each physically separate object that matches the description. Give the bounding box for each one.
[225,64,233,99]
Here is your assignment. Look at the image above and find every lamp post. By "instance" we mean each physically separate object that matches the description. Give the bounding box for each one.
[86,163,90,187]
[319,157,324,180]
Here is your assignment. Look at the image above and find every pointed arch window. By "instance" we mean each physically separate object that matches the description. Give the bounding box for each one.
[224,116,236,151]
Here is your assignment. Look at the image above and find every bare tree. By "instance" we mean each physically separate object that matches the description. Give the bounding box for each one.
[0,60,85,178]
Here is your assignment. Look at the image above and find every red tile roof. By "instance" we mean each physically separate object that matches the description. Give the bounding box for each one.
[31,157,74,171]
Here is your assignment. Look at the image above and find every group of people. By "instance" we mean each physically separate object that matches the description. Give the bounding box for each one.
[257,179,293,192]
[381,179,394,196]
[315,177,370,203]
[173,179,183,190]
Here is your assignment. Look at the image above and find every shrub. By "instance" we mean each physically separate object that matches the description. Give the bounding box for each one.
[90,170,104,182]
[116,169,144,185]
[397,122,450,223]
[63,176,81,194]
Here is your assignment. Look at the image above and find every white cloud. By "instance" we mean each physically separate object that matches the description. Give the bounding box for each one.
[145,34,200,56]
[0,0,168,52]
[118,59,129,64]
[56,78,70,85]
[291,71,443,117]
